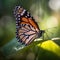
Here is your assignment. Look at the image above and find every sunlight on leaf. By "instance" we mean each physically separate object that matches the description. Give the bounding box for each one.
[37,40,60,57]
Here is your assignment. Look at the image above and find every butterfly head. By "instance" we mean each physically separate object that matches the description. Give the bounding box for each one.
[38,30,45,38]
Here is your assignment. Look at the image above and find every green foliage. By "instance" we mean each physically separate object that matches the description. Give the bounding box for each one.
[7,40,60,60]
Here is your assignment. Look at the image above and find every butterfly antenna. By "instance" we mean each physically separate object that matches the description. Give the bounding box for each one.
[45,27,57,38]
[45,29,54,35]
[45,27,57,31]
[45,32,51,40]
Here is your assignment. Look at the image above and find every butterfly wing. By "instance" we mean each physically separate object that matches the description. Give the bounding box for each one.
[14,6,41,45]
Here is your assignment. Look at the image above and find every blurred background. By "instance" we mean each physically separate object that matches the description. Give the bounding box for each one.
[0,0,60,60]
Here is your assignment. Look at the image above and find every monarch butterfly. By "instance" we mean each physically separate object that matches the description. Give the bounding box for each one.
[14,6,45,46]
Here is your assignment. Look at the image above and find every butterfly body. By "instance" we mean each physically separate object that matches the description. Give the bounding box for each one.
[14,6,44,45]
